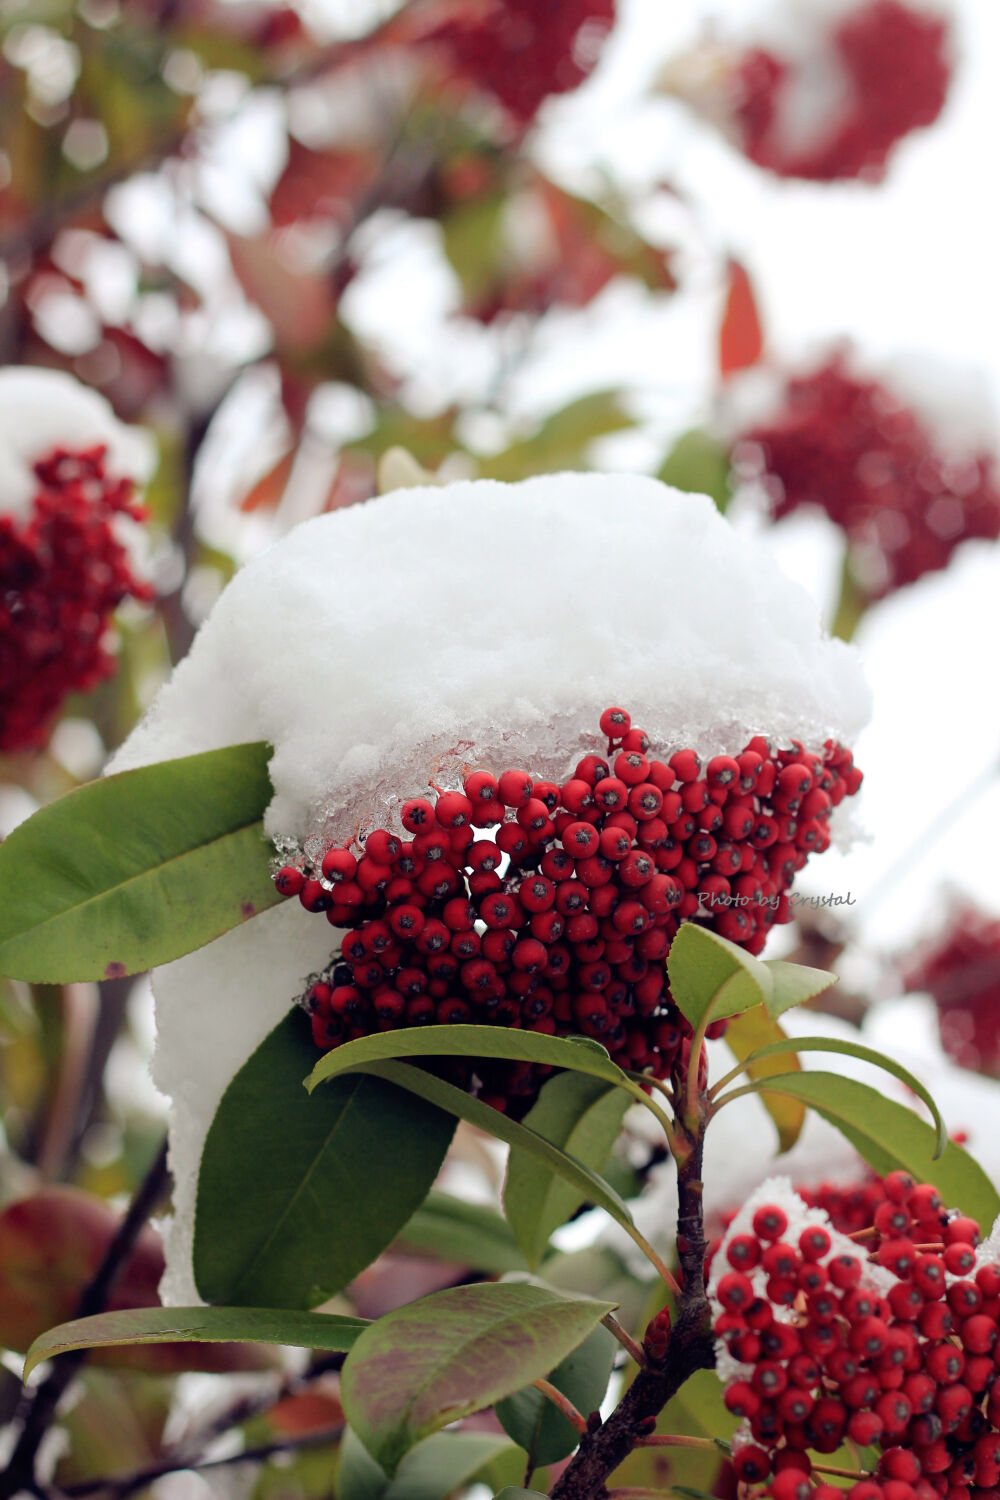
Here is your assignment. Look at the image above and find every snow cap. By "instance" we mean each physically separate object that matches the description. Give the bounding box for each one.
[113,470,870,1305]
[0,366,155,518]
[112,471,869,855]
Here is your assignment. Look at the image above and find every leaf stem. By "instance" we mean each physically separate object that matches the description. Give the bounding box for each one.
[634,1433,718,1449]
[601,1312,648,1368]
[623,1228,683,1300]
[533,1378,589,1434]
[621,1077,680,1156]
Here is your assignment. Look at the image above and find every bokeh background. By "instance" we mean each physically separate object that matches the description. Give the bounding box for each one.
[3,0,1000,1492]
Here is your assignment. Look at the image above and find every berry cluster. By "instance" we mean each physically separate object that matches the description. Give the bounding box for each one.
[426,0,615,126]
[272,708,861,1114]
[1,445,151,754]
[736,355,1000,600]
[731,0,951,182]
[902,906,1000,1079]
[711,1175,1000,1500]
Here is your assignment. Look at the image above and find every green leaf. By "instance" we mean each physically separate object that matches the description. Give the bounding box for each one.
[721,1010,805,1154]
[718,1072,1000,1228]
[541,1245,650,1335]
[439,193,506,303]
[194,1013,455,1308]
[495,1321,615,1467]
[657,429,732,512]
[478,393,633,483]
[337,1427,521,1500]
[339,1058,639,1249]
[0,744,281,982]
[396,1193,528,1276]
[341,1281,614,1475]
[306,1024,631,1096]
[494,1491,549,1500]
[717,1036,948,1158]
[24,1305,367,1380]
[762,960,838,1019]
[505,1072,631,1268]
[666,924,769,1032]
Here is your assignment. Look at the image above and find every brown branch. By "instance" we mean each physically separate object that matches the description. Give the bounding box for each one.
[549,1131,714,1500]
[0,1138,170,1500]
[61,1423,345,1499]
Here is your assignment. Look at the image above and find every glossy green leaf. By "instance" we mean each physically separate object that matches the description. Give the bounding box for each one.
[478,393,633,483]
[194,1013,454,1308]
[24,1305,367,1379]
[337,1426,521,1500]
[657,429,731,512]
[762,960,838,1019]
[505,1072,631,1268]
[494,1490,549,1500]
[666,924,769,1031]
[341,1059,640,1249]
[0,744,281,982]
[717,1071,1000,1228]
[716,1036,947,1158]
[495,1320,615,1467]
[341,1282,614,1474]
[396,1193,527,1275]
[306,1024,630,1095]
[721,1009,805,1154]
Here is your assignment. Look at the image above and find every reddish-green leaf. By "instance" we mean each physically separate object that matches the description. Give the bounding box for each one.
[341,1282,614,1474]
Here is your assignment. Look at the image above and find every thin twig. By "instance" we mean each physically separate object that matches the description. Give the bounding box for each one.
[62,1423,344,1498]
[601,1313,647,1369]
[1,1138,170,1500]
[532,1378,588,1435]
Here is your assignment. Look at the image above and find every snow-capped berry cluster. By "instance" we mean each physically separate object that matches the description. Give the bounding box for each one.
[272,708,861,1114]
[901,907,1000,1079]
[735,355,1000,600]
[1,444,151,754]
[710,1176,1000,1500]
[425,0,615,125]
[730,0,952,182]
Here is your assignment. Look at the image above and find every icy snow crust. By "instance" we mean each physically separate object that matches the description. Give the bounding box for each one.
[0,367,155,517]
[118,471,870,1306]
[112,472,869,856]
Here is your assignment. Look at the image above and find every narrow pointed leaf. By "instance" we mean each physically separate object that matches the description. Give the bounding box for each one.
[666,924,769,1030]
[306,1024,630,1094]
[762,960,838,1018]
[194,1012,455,1308]
[504,1072,631,1268]
[341,1281,614,1474]
[718,1036,948,1157]
[0,744,281,982]
[495,1321,616,1466]
[24,1305,367,1379]
[716,1071,1000,1227]
[721,1010,805,1154]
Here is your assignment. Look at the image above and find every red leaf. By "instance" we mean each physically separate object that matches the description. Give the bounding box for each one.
[719,258,764,378]
[0,1188,274,1372]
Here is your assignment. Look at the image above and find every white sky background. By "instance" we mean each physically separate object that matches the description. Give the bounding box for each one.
[524,0,1000,965]
[155,0,1000,970]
